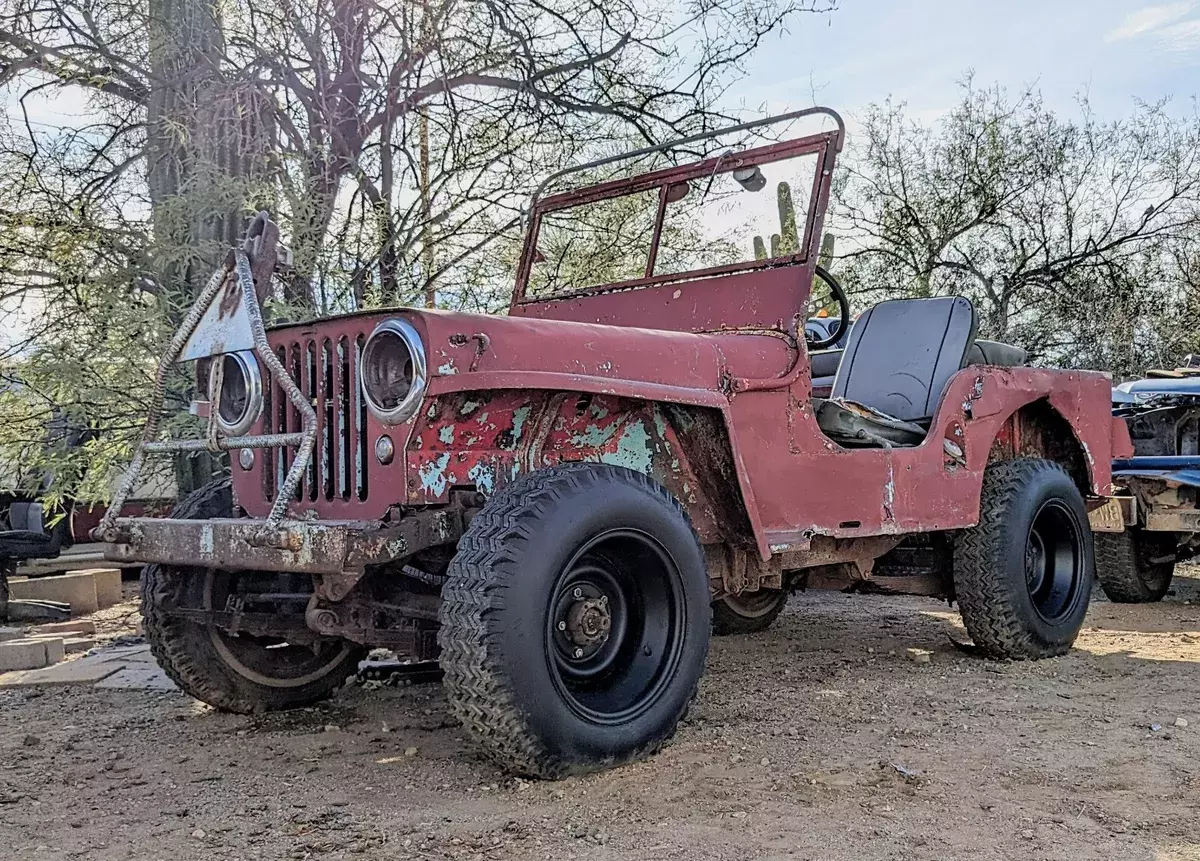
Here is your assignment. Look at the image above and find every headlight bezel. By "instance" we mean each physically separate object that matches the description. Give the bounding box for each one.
[360,318,428,425]
[210,349,264,438]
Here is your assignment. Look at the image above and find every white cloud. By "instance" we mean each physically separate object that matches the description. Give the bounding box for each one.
[1156,17,1200,50]
[1104,2,1195,42]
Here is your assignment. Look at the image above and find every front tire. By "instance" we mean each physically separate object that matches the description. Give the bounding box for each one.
[1095,529,1176,603]
[141,479,365,713]
[438,463,710,779]
[712,589,787,635]
[953,459,1093,660]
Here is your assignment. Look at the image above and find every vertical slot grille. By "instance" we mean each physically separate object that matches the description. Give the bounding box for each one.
[337,336,350,498]
[259,330,369,507]
[321,338,333,499]
[355,333,369,501]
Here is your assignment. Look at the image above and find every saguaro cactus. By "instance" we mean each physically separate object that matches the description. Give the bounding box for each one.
[753,181,801,258]
[818,233,836,269]
[776,182,799,254]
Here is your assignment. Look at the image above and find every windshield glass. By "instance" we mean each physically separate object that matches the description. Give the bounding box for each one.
[524,149,820,300]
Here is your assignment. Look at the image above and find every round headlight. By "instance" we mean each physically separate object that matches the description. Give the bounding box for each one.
[210,350,263,437]
[360,319,427,425]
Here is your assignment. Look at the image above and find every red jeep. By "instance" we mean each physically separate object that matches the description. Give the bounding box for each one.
[98,108,1124,778]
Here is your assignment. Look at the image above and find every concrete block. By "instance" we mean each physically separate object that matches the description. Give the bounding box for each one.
[0,655,122,686]
[79,568,123,608]
[0,639,52,671]
[30,620,96,636]
[0,626,28,642]
[95,644,153,664]
[41,637,65,663]
[9,573,99,615]
[95,665,177,692]
[63,637,95,654]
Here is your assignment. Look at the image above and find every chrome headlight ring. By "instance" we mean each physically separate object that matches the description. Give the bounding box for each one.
[360,318,428,425]
[210,350,263,438]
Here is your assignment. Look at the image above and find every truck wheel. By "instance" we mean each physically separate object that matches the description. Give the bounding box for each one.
[712,589,787,635]
[439,463,710,779]
[953,459,1093,660]
[141,479,364,714]
[1095,530,1176,603]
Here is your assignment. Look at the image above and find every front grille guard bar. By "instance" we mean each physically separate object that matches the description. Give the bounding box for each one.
[92,250,317,547]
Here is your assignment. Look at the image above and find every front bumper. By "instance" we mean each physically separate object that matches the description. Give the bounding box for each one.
[102,508,465,600]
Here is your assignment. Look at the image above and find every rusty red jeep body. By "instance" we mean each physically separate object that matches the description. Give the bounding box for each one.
[100,108,1123,778]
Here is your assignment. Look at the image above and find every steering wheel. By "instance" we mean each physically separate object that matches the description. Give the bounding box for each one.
[805,265,852,350]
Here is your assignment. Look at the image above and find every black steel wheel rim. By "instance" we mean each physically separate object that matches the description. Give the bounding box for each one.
[545,528,687,725]
[1024,499,1084,622]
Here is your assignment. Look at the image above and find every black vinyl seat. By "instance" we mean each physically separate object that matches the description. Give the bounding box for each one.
[814,297,1025,447]
[968,339,1027,367]
[809,347,843,395]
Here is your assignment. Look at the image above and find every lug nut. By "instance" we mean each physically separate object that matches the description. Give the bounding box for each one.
[573,587,583,598]
[557,621,566,631]
[573,648,584,658]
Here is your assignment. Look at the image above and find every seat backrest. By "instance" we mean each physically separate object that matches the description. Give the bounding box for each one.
[831,296,977,422]
[967,339,1027,367]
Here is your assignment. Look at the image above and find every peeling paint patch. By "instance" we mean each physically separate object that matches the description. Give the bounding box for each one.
[572,421,620,448]
[460,399,482,415]
[882,461,896,522]
[438,425,455,444]
[511,405,532,441]
[419,452,453,496]
[599,420,654,474]
[437,361,458,376]
[467,461,497,494]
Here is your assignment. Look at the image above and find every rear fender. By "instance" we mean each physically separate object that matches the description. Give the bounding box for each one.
[406,391,753,547]
[987,397,1106,496]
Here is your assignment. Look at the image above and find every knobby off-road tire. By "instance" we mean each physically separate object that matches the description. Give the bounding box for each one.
[1095,529,1176,603]
[141,479,364,713]
[953,459,1094,660]
[439,463,711,779]
[711,589,787,635]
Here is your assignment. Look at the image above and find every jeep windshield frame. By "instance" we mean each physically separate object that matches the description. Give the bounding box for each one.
[511,107,844,309]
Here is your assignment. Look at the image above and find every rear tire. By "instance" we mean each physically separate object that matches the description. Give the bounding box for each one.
[439,463,710,779]
[1095,529,1175,603]
[141,479,364,713]
[711,589,787,635]
[953,459,1093,660]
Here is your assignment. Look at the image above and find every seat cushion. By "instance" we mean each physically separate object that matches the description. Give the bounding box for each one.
[816,399,926,447]
[832,296,977,423]
[968,339,1027,367]
[809,347,842,395]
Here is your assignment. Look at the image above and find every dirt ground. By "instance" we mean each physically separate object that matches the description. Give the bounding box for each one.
[2,572,1199,861]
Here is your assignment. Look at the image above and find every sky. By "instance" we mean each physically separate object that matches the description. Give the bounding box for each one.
[4,0,1198,351]
[731,0,1200,125]
[10,2,1199,134]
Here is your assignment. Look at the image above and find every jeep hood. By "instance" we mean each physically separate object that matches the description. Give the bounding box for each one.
[275,307,799,403]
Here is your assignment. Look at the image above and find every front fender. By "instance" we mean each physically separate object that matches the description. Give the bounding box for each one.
[405,390,754,549]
